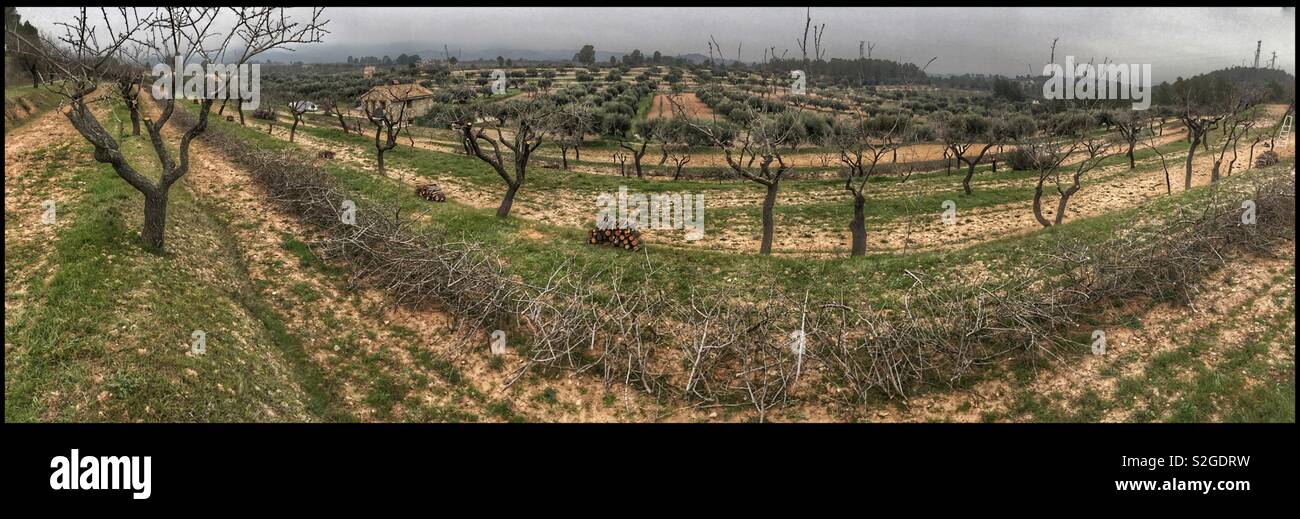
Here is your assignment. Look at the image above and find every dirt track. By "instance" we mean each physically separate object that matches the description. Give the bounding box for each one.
[647,92,714,120]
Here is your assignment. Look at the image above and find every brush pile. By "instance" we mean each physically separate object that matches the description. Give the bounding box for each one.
[1255,149,1280,168]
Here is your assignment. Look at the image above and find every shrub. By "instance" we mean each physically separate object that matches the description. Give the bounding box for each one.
[1004,145,1052,171]
[601,112,631,135]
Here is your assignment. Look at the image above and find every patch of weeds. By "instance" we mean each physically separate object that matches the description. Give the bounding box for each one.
[288,282,321,303]
[487,399,525,423]
[532,387,559,406]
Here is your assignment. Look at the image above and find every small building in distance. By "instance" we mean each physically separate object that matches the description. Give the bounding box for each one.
[358,82,436,122]
[363,65,376,79]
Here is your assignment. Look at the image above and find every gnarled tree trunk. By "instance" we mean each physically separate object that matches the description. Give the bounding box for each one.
[497,182,520,217]
[1184,132,1201,190]
[760,182,778,255]
[849,194,867,256]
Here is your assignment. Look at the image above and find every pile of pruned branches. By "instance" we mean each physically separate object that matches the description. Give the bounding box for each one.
[1053,169,1295,307]
[180,105,1295,419]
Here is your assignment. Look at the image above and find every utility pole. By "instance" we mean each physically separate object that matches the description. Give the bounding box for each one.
[859,41,865,59]
[1254,40,1261,68]
[1270,51,1277,69]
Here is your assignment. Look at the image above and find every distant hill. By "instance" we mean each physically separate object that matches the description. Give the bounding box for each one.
[260,43,711,66]
[672,53,740,66]
[762,57,929,86]
[1192,66,1296,87]
[1153,66,1295,106]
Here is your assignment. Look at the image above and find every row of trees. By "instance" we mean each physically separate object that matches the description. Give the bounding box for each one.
[347,54,421,66]
[378,73,1273,258]
[19,7,1281,258]
[574,44,674,67]
[5,7,48,87]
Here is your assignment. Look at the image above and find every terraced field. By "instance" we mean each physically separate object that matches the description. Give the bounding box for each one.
[5,84,1294,423]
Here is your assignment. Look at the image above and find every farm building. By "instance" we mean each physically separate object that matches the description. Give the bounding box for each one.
[358,83,436,122]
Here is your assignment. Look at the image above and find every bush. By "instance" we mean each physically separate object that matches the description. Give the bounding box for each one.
[601,112,631,136]
[1005,145,1052,171]
[601,101,634,116]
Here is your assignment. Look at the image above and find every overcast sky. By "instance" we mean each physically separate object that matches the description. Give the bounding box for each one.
[16,6,1296,81]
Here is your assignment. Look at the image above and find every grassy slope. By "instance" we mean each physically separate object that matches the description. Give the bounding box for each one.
[4,85,64,133]
[5,74,1288,423]
[231,103,1300,422]
[44,100,1281,423]
[983,264,1295,423]
[5,103,315,422]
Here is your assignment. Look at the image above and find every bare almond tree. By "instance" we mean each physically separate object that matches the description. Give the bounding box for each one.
[1140,110,1175,195]
[322,97,352,134]
[832,113,907,256]
[673,95,800,255]
[8,7,326,250]
[1099,109,1145,170]
[362,89,412,178]
[287,100,312,143]
[1174,84,1257,189]
[1023,137,1074,227]
[452,95,556,217]
[612,150,628,176]
[1225,118,1257,177]
[1026,112,1116,227]
[666,145,692,181]
[795,7,826,65]
[1209,105,1260,182]
[617,121,655,179]
[217,7,328,125]
[108,43,147,136]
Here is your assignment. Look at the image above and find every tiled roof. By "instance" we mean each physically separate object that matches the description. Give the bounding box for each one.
[359,83,435,102]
